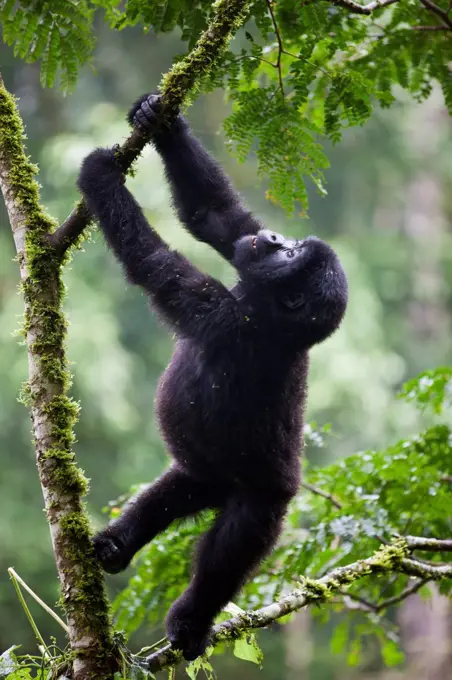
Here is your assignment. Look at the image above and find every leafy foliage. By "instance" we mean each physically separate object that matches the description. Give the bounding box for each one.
[0,0,94,90]
[112,370,452,669]
[399,366,452,414]
[1,0,452,209]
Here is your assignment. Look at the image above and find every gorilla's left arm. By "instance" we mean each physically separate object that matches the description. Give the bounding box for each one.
[78,147,236,338]
[128,94,262,262]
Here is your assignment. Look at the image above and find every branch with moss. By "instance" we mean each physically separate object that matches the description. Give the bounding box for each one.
[138,538,452,674]
[49,0,252,257]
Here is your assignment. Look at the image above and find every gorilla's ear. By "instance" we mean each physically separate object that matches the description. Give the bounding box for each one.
[281,293,304,310]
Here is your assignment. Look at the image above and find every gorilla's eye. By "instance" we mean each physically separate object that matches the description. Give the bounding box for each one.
[286,250,295,258]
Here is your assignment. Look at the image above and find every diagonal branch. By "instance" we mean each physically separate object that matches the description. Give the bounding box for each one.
[340,577,428,614]
[419,0,452,28]
[328,0,400,15]
[140,539,452,674]
[375,578,428,610]
[49,0,252,257]
[301,481,342,509]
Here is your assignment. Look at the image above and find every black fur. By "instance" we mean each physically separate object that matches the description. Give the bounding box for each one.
[77,93,348,660]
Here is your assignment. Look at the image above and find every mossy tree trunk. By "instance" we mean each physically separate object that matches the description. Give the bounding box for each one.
[0,74,117,680]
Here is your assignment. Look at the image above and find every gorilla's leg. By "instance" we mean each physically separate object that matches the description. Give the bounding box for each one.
[166,495,287,660]
[93,465,222,574]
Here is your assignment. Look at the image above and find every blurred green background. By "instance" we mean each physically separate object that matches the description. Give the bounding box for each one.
[1,20,452,680]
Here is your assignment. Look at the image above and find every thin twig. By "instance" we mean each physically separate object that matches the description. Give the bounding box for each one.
[338,589,379,612]
[266,0,285,95]
[419,0,452,28]
[301,481,342,509]
[231,54,277,67]
[9,570,50,653]
[339,578,427,613]
[300,481,389,545]
[281,49,332,77]
[8,568,69,632]
[375,579,428,610]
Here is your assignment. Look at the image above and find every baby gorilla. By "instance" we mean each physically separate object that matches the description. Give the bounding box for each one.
[77,93,348,660]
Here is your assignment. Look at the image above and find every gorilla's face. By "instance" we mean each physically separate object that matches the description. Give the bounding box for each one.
[233,229,306,280]
[234,230,341,286]
[233,230,348,344]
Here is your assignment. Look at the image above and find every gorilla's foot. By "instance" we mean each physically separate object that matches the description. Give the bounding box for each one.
[166,593,212,661]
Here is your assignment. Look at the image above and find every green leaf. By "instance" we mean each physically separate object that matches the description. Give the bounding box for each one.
[381,639,405,667]
[347,637,362,667]
[186,656,215,680]
[233,634,264,666]
[330,619,349,655]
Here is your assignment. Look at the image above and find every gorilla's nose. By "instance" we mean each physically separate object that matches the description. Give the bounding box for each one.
[258,230,285,251]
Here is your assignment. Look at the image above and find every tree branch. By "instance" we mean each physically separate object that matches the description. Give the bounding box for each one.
[328,0,400,15]
[301,481,342,509]
[405,535,452,552]
[266,0,285,95]
[140,539,452,674]
[419,0,452,28]
[48,0,252,257]
[375,578,428,610]
[0,73,117,680]
[340,577,428,615]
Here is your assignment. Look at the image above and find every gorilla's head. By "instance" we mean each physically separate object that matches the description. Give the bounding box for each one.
[233,230,348,346]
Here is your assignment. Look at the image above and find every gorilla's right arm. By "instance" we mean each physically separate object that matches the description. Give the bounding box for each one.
[77,147,234,338]
[128,93,262,262]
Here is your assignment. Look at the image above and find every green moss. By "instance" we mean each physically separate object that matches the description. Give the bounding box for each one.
[371,539,408,568]
[57,512,119,672]
[160,0,251,116]
[0,85,57,239]
[299,576,333,601]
